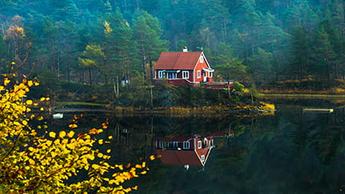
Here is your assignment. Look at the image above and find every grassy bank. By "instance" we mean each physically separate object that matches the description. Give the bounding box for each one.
[258,93,345,99]
[55,101,108,108]
[112,102,275,117]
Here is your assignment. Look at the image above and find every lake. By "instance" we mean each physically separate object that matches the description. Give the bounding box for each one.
[53,100,345,194]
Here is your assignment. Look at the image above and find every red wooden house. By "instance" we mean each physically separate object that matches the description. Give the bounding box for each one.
[154,50,215,86]
[155,135,214,167]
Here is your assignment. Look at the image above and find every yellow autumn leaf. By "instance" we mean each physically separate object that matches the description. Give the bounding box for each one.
[59,131,66,138]
[149,155,155,161]
[97,153,103,158]
[49,131,56,138]
[27,80,33,87]
[67,131,75,138]
[28,159,35,165]
[3,78,10,86]
[69,123,78,129]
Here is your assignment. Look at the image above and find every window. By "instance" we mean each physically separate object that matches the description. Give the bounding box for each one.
[197,70,201,78]
[183,141,190,149]
[197,140,202,149]
[158,71,164,79]
[182,71,189,79]
[210,72,213,78]
[168,72,177,79]
[200,56,204,63]
[203,139,208,147]
[158,141,164,149]
[173,141,179,148]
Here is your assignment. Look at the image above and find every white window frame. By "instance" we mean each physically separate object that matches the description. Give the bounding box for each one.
[182,71,189,79]
[197,140,202,149]
[158,71,164,79]
[197,70,201,78]
[183,141,190,149]
[173,141,179,148]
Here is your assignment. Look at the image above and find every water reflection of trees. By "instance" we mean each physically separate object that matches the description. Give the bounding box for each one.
[53,110,345,193]
[136,107,345,193]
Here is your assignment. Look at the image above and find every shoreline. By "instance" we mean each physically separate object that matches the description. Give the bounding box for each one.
[51,103,275,117]
[258,93,345,99]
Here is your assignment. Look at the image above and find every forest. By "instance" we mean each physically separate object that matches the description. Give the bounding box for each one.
[0,0,344,95]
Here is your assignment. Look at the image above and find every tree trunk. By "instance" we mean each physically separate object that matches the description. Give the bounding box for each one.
[116,76,120,98]
[113,77,117,99]
[150,85,153,110]
[88,68,92,85]
[149,58,154,81]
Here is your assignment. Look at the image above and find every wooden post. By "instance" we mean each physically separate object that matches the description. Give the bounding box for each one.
[227,81,231,99]
[150,85,153,110]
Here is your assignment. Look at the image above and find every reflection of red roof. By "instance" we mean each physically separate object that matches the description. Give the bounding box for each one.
[157,150,203,166]
[156,147,212,167]
[155,52,203,70]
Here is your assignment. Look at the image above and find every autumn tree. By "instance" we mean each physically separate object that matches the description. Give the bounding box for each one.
[3,16,31,75]
[0,73,154,193]
[79,44,105,85]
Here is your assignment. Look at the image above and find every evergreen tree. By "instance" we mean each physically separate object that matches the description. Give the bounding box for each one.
[290,26,310,79]
[133,10,167,79]
[248,48,274,83]
[103,8,136,83]
[211,43,248,81]
[311,26,336,82]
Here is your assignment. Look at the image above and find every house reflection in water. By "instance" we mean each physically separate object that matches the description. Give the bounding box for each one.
[155,135,214,169]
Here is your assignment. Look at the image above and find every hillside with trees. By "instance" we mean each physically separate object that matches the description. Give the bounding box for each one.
[0,0,344,97]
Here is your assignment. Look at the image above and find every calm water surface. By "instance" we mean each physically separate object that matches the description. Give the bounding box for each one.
[54,101,345,194]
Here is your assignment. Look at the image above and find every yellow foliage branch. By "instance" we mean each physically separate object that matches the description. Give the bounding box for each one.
[0,74,154,193]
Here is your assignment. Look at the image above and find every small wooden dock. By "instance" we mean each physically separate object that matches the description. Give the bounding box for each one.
[303,108,334,113]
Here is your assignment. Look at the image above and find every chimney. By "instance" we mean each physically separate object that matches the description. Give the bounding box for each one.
[183,46,188,52]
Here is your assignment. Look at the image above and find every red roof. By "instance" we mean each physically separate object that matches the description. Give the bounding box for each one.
[155,51,203,70]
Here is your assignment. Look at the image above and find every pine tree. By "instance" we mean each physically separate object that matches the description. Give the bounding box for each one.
[248,48,274,83]
[290,26,310,79]
[103,8,136,83]
[133,10,168,80]
[311,26,336,82]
